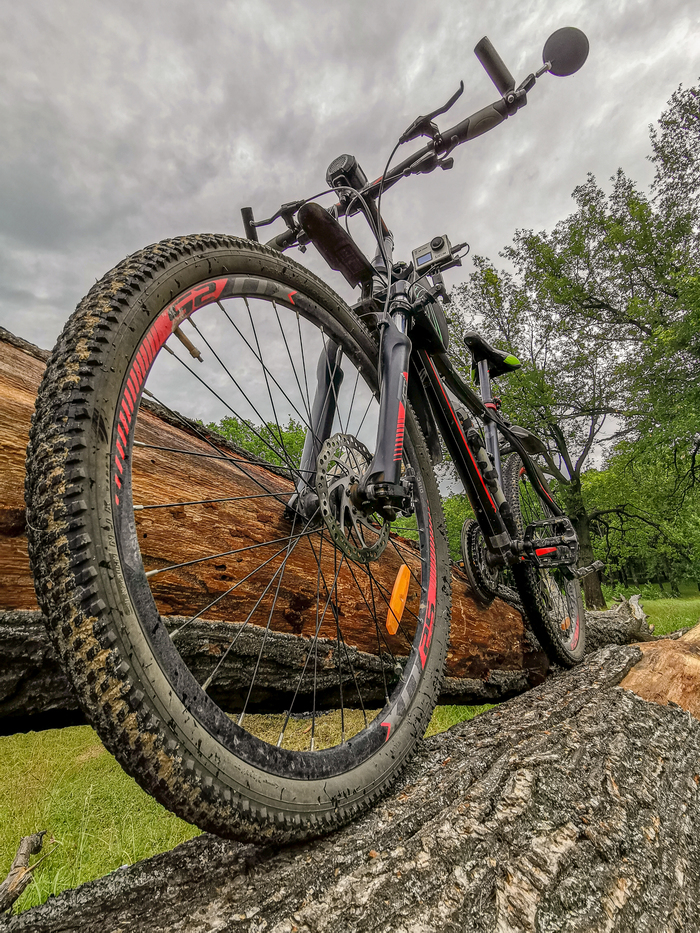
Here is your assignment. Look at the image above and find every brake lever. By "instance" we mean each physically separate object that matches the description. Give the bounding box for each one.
[399,80,465,144]
[252,199,306,230]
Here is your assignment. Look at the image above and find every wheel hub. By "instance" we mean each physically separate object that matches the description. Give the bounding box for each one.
[316,434,390,563]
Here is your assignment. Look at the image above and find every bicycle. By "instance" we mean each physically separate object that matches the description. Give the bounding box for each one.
[26,26,600,843]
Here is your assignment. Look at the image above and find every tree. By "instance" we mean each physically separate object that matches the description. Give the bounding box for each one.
[450,79,700,605]
[582,445,700,594]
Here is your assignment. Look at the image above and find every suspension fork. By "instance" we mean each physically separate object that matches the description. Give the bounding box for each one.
[287,339,344,517]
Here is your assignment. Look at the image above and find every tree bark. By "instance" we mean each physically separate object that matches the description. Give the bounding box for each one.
[0,833,46,915]
[0,598,657,730]
[6,635,700,933]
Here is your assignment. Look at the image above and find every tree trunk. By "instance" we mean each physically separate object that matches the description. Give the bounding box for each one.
[0,598,657,730]
[6,634,700,932]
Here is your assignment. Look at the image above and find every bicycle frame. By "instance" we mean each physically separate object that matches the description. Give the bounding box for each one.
[294,232,568,570]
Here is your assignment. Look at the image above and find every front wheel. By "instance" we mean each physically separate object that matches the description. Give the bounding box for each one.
[503,454,586,666]
[26,234,451,842]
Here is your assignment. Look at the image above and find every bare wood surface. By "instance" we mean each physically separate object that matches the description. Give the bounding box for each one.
[0,832,46,915]
[621,619,700,718]
[0,326,550,698]
[6,639,700,932]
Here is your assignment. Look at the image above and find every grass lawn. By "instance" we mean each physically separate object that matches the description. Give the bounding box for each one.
[605,581,700,637]
[0,703,491,915]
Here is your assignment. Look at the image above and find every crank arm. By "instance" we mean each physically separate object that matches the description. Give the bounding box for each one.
[569,559,605,579]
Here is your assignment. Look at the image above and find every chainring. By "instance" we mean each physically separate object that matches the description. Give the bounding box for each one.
[315,433,390,563]
[461,518,501,605]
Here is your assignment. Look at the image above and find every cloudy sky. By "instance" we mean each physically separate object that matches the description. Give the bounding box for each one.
[2,0,699,350]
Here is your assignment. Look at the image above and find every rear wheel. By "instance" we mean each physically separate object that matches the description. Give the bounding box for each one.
[503,454,585,666]
[26,234,450,842]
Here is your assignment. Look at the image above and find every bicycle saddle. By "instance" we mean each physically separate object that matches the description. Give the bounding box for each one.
[463,330,521,379]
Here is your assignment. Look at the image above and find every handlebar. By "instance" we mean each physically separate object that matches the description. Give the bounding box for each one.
[247,30,586,252]
[474,36,516,97]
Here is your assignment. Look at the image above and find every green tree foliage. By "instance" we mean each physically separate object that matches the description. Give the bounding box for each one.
[450,78,700,603]
[207,415,306,469]
[582,445,700,595]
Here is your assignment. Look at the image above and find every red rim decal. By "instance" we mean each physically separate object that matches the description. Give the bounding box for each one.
[418,507,437,669]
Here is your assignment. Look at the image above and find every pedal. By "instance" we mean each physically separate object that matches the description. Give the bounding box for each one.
[522,516,579,567]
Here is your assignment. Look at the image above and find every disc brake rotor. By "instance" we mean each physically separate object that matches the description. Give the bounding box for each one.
[316,433,390,563]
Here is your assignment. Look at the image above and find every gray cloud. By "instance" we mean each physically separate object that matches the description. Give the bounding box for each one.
[1,0,698,347]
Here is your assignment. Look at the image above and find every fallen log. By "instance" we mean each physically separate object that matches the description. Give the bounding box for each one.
[1,325,552,724]
[0,598,657,731]
[6,634,700,932]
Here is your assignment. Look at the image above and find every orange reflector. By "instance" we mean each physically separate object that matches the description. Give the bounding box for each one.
[387,564,411,635]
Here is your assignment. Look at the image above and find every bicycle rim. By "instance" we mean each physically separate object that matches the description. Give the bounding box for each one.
[505,455,585,664]
[112,260,439,775]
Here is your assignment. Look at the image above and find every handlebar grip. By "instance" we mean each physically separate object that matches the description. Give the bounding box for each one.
[474,36,515,97]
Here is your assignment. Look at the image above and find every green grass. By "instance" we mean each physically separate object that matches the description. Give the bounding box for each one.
[1,703,490,915]
[0,727,201,915]
[641,592,700,636]
[602,581,700,638]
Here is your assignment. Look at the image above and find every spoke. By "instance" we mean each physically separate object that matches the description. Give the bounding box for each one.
[169,537,304,640]
[296,305,312,419]
[243,297,296,468]
[200,511,316,694]
[320,329,346,436]
[166,342,307,485]
[273,300,312,425]
[341,368,361,435]
[189,310,316,457]
[134,440,295,473]
[139,389,296,511]
[306,533,369,722]
[217,298,320,455]
[354,393,374,439]
[387,535,423,591]
[332,544,346,743]
[145,526,319,578]
[336,621,368,728]
[135,492,286,511]
[277,532,349,747]
[343,554,393,705]
[237,510,303,725]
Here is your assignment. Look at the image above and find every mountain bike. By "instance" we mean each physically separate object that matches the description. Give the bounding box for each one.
[26,27,599,842]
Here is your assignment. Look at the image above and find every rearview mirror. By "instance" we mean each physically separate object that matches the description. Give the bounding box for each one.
[542,27,589,77]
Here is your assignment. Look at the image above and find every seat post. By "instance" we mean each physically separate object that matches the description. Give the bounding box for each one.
[477,359,503,484]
